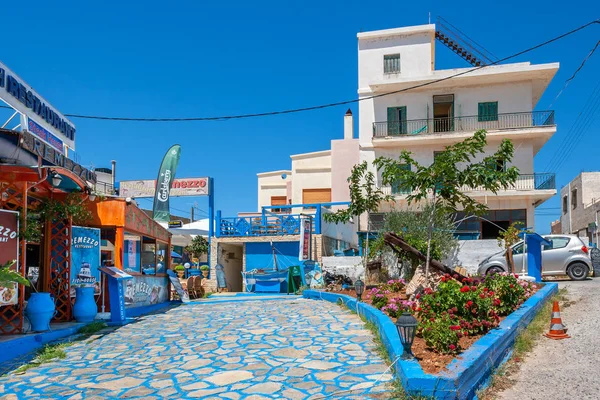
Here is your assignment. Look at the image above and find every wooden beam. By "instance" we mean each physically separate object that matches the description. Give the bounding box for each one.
[383,232,468,281]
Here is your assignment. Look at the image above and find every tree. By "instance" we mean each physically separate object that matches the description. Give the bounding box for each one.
[497,222,530,273]
[327,130,519,281]
[185,235,209,260]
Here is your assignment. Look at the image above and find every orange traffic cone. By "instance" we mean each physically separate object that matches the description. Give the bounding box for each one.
[544,301,570,340]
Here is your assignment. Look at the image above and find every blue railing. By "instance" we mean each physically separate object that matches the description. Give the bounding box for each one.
[216,202,350,238]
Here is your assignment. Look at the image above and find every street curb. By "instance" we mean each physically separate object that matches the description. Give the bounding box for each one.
[303,282,558,399]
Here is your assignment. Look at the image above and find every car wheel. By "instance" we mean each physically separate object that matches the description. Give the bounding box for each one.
[567,262,589,281]
[486,266,504,276]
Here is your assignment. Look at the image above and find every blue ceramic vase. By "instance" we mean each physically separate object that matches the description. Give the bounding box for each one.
[73,287,97,322]
[25,293,55,332]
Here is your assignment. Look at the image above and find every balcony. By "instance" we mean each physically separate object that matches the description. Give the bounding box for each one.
[381,173,556,196]
[373,111,555,138]
[216,202,349,238]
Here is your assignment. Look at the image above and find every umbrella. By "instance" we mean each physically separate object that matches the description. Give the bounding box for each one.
[171,251,182,258]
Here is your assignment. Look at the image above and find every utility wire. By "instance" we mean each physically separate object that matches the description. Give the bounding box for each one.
[0,19,597,122]
[548,40,600,108]
[544,79,600,172]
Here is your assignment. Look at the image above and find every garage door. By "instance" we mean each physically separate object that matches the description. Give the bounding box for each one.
[302,188,331,205]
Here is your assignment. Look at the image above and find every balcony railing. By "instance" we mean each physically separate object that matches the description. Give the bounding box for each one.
[381,173,556,196]
[216,201,350,237]
[373,111,555,138]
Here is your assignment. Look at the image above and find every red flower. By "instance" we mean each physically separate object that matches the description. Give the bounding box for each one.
[430,318,435,322]
[488,291,495,296]
[460,286,470,293]
[416,294,420,300]
[471,286,477,291]
[449,344,456,351]
[463,331,469,336]
[449,325,460,331]
[452,307,458,313]
[509,284,514,289]
[479,293,486,299]
[448,308,454,314]
[466,300,473,308]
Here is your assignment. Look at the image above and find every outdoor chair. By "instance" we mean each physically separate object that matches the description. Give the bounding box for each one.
[187,276,196,298]
[194,275,205,298]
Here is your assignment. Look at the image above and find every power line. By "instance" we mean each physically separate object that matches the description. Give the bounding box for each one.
[544,79,600,172]
[548,40,600,108]
[0,19,597,123]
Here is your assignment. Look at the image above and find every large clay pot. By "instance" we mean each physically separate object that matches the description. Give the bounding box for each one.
[25,293,55,332]
[73,287,97,322]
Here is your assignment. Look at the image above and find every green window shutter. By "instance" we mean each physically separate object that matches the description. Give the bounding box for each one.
[392,164,411,194]
[399,106,407,134]
[478,102,498,122]
[387,107,400,135]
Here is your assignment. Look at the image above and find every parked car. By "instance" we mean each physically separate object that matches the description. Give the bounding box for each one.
[477,234,592,281]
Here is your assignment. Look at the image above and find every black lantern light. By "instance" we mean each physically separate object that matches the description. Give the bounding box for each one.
[354,278,365,301]
[395,312,418,359]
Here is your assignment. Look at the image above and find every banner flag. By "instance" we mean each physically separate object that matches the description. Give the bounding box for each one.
[152,144,181,222]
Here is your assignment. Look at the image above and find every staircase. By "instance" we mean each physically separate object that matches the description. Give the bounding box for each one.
[435,17,496,67]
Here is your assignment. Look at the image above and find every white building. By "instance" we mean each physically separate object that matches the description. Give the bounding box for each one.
[559,172,600,246]
[357,24,559,239]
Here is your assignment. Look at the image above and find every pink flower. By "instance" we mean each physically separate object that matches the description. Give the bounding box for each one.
[449,344,456,351]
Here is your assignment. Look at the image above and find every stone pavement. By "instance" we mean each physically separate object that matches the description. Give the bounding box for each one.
[0,297,393,399]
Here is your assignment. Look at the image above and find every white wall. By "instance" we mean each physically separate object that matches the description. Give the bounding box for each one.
[257,171,291,211]
[358,30,434,89]
[291,151,332,205]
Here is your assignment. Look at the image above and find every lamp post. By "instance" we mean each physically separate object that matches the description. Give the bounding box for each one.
[395,312,418,359]
[354,278,365,301]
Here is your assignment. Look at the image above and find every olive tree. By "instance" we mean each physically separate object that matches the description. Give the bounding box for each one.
[326,130,519,280]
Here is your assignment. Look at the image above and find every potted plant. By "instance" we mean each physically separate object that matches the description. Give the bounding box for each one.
[72,284,97,323]
[174,264,185,278]
[1,260,54,333]
[200,265,209,278]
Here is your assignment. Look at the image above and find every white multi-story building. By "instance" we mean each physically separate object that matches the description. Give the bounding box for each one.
[559,172,600,246]
[358,24,559,239]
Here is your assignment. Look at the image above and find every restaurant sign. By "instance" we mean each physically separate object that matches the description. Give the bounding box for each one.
[19,129,96,184]
[120,177,209,198]
[0,210,19,306]
[0,61,76,149]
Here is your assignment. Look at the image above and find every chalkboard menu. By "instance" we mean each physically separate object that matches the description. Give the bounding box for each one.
[590,248,600,277]
[166,269,189,303]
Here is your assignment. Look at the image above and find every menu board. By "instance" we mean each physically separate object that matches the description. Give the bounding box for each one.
[0,210,19,306]
[166,270,189,303]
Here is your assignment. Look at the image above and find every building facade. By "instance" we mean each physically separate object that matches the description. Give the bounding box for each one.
[357,24,559,239]
[559,172,600,246]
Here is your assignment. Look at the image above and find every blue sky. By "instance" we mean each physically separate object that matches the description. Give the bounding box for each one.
[2,0,599,232]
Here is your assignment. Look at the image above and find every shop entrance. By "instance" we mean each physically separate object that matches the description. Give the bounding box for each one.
[218,243,243,292]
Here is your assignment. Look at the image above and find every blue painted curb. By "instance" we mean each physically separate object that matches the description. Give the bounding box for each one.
[125,300,175,318]
[304,282,557,399]
[0,323,87,366]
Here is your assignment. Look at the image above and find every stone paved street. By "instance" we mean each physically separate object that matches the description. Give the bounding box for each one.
[0,297,393,399]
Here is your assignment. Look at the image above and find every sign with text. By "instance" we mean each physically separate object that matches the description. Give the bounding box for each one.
[19,130,96,184]
[299,216,312,261]
[0,210,19,306]
[70,227,101,297]
[123,275,169,308]
[28,119,64,153]
[168,220,183,228]
[166,269,189,303]
[0,61,75,149]
[120,177,209,198]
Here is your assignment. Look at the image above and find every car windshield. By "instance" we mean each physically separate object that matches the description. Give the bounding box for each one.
[512,241,525,255]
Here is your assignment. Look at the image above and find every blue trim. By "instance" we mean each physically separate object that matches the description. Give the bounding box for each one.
[303,283,557,399]
[125,301,175,318]
[0,323,88,366]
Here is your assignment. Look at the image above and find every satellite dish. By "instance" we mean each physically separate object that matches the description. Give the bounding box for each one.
[281,173,287,179]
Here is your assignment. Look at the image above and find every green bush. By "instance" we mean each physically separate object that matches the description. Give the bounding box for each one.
[200,265,209,271]
[174,265,185,271]
[420,314,461,354]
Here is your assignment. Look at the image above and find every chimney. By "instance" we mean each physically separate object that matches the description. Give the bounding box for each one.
[344,109,354,140]
[111,160,117,195]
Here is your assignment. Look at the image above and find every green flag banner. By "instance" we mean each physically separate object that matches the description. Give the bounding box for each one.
[152,144,181,223]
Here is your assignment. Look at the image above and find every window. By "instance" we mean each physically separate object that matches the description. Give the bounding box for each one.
[123,233,141,273]
[487,158,506,172]
[384,54,401,74]
[512,242,525,255]
[572,189,578,209]
[563,196,568,214]
[270,196,287,213]
[302,188,331,209]
[391,164,411,195]
[478,102,498,122]
[387,106,407,135]
[543,237,570,251]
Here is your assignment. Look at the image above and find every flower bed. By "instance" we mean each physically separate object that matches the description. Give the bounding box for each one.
[327,273,539,374]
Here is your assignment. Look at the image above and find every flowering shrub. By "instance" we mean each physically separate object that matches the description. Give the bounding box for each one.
[414,273,536,354]
[381,298,415,318]
[371,292,389,310]
[420,314,461,354]
[382,279,406,293]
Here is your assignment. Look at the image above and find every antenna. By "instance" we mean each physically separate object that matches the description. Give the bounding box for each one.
[428,12,431,24]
